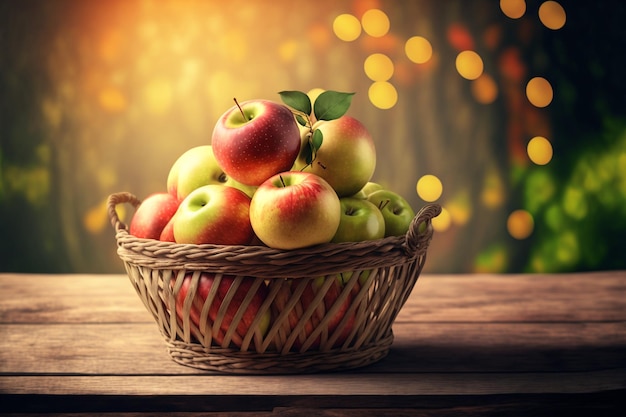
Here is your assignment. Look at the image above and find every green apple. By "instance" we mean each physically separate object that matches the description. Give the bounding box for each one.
[294,116,376,197]
[166,145,257,201]
[211,99,301,186]
[249,171,340,250]
[367,189,416,237]
[331,197,385,243]
[350,182,384,199]
[173,184,254,245]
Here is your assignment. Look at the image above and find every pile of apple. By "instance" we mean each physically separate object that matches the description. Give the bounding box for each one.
[127,90,417,350]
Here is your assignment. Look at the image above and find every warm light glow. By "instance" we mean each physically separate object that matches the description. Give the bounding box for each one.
[405,36,433,64]
[500,0,526,19]
[333,13,362,42]
[368,81,397,109]
[456,50,484,80]
[417,174,443,202]
[527,136,553,165]
[364,53,394,81]
[471,73,498,104]
[526,77,553,107]
[539,1,566,30]
[432,206,451,232]
[361,9,390,38]
[507,210,534,239]
[143,78,173,114]
[99,87,127,112]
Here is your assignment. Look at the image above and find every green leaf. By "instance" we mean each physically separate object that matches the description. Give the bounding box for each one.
[302,143,313,165]
[313,90,355,121]
[311,129,323,151]
[295,114,308,127]
[278,90,312,116]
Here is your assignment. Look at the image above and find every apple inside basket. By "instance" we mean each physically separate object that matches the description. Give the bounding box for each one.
[108,191,440,374]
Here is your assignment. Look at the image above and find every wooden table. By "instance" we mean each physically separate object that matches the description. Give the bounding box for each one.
[1,271,624,416]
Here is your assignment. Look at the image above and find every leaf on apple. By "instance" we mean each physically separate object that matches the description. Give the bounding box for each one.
[278,90,312,116]
[313,90,355,121]
[295,114,308,127]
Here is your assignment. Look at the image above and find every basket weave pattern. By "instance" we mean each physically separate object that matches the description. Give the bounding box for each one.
[108,191,441,374]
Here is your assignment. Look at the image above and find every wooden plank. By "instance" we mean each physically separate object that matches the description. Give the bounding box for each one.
[1,322,624,375]
[0,274,152,324]
[0,368,624,397]
[399,271,626,322]
[1,272,625,324]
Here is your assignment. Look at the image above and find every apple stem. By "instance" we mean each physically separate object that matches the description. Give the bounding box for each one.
[378,199,390,211]
[279,175,286,187]
[233,97,248,121]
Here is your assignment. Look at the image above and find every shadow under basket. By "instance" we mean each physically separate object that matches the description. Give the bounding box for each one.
[107,191,441,374]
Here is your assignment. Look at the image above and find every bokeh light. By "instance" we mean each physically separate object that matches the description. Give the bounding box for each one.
[527,136,553,165]
[471,73,498,104]
[539,1,566,30]
[526,76,553,107]
[363,53,394,81]
[368,81,397,109]
[361,9,390,38]
[500,0,526,19]
[456,50,484,80]
[417,174,443,202]
[507,209,534,239]
[333,13,362,42]
[405,36,433,64]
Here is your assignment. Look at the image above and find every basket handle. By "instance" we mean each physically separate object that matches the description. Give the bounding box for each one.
[403,203,442,257]
[107,192,142,233]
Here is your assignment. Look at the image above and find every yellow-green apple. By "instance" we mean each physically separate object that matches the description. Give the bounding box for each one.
[331,197,385,243]
[129,192,180,240]
[166,145,256,200]
[211,99,301,186]
[249,171,341,249]
[367,189,416,237]
[360,182,384,197]
[173,273,270,349]
[173,184,253,245]
[295,116,376,197]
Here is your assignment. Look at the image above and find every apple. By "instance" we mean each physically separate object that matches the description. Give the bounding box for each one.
[331,197,385,243]
[211,99,301,186]
[129,192,180,239]
[173,184,254,245]
[359,181,384,197]
[272,276,361,350]
[159,217,176,242]
[249,171,341,250]
[173,272,271,349]
[367,189,416,237]
[166,145,257,201]
[294,116,376,197]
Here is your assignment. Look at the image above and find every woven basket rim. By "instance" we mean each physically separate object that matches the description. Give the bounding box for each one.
[107,191,441,278]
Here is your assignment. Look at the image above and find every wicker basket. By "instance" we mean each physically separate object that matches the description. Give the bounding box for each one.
[107,191,441,374]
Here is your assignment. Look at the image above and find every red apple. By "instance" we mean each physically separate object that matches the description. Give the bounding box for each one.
[273,276,361,350]
[129,192,180,240]
[249,171,341,249]
[159,217,175,242]
[211,99,301,186]
[294,116,376,197]
[173,184,253,245]
[173,273,271,349]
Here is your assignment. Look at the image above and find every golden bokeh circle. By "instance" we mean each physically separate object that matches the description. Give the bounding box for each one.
[405,36,433,64]
[333,14,362,42]
[456,50,484,80]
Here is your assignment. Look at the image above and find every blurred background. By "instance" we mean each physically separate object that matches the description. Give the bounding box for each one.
[1,0,625,274]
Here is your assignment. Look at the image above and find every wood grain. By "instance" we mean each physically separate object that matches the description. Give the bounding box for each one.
[0,272,624,415]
